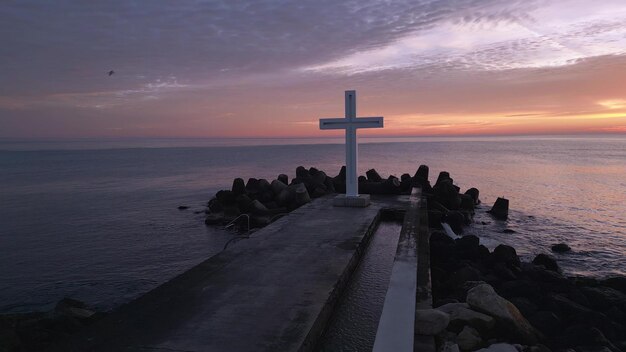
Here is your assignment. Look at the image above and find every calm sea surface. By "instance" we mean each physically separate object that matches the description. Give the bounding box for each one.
[1,136,625,313]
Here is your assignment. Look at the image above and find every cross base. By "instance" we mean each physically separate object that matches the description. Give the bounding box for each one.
[332,194,371,207]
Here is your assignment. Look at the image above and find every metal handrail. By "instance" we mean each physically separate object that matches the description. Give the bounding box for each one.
[224,214,250,232]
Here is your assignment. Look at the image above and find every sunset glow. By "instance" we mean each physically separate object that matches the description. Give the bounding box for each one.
[1,1,625,138]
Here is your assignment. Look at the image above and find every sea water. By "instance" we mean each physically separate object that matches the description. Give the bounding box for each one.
[1,135,625,313]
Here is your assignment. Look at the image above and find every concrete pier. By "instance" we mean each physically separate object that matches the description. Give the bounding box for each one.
[59,194,412,352]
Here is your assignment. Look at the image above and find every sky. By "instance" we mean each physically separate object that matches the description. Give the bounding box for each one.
[1,0,626,138]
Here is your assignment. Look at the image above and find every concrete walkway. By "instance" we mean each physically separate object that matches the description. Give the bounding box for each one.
[60,195,408,352]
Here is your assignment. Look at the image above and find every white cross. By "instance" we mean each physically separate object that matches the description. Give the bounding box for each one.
[320,90,384,198]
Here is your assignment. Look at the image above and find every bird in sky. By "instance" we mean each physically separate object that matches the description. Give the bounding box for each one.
[108,70,114,76]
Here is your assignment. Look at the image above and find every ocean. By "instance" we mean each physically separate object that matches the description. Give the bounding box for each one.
[1,135,625,314]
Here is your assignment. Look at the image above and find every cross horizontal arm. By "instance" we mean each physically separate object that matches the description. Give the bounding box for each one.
[319,116,384,130]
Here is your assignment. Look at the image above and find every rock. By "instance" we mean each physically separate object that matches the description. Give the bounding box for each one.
[508,297,537,319]
[437,171,451,185]
[532,254,559,272]
[446,267,483,290]
[551,243,571,253]
[467,284,540,344]
[294,184,311,206]
[358,175,367,183]
[277,174,289,185]
[366,168,383,182]
[276,186,295,207]
[488,197,509,220]
[437,303,495,333]
[526,344,552,352]
[493,262,517,281]
[460,194,475,213]
[434,179,460,210]
[502,229,516,234]
[400,174,413,193]
[177,205,189,210]
[456,235,480,249]
[215,190,236,205]
[580,286,626,310]
[476,343,518,352]
[222,205,241,222]
[546,294,603,323]
[207,198,222,213]
[245,178,260,194]
[444,211,466,234]
[602,276,626,294]
[415,164,429,180]
[257,179,271,192]
[458,325,482,350]
[271,179,288,195]
[465,188,480,204]
[554,325,613,349]
[324,176,336,193]
[528,311,562,335]
[295,165,311,179]
[412,165,432,192]
[205,212,224,225]
[498,280,544,302]
[442,341,461,352]
[236,194,253,212]
[415,309,450,335]
[232,177,246,195]
[493,244,521,268]
[248,200,270,216]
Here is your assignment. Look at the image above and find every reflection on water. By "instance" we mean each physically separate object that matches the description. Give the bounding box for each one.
[0,136,624,313]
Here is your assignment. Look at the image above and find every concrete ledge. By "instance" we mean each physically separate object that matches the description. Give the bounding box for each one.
[332,194,371,207]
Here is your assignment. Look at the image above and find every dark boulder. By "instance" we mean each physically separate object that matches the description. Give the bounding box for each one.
[493,244,521,267]
[177,205,189,210]
[358,175,367,183]
[295,166,311,180]
[271,179,288,195]
[257,179,271,192]
[465,187,480,205]
[580,286,626,311]
[205,213,224,225]
[324,176,336,193]
[443,211,465,234]
[460,194,475,213]
[433,179,460,210]
[528,311,563,335]
[366,168,383,182]
[488,197,509,220]
[215,190,236,206]
[236,194,253,212]
[294,184,311,206]
[532,254,560,272]
[245,178,260,194]
[277,174,289,185]
[551,243,571,253]
[400,173,412,193]
[208,198,222,213]
[414,164,429,180]
[232,178,246,195]
[455,234,480,249]
[436,171,451,185]
[602,276,626,294]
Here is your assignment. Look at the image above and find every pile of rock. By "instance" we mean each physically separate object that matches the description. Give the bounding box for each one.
[422,168,483,235]
[430,231,626,351]
[0,298,103,352]
[203,165,422,229]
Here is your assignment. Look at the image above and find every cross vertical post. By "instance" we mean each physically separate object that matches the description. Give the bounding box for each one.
[319,90,384,207]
